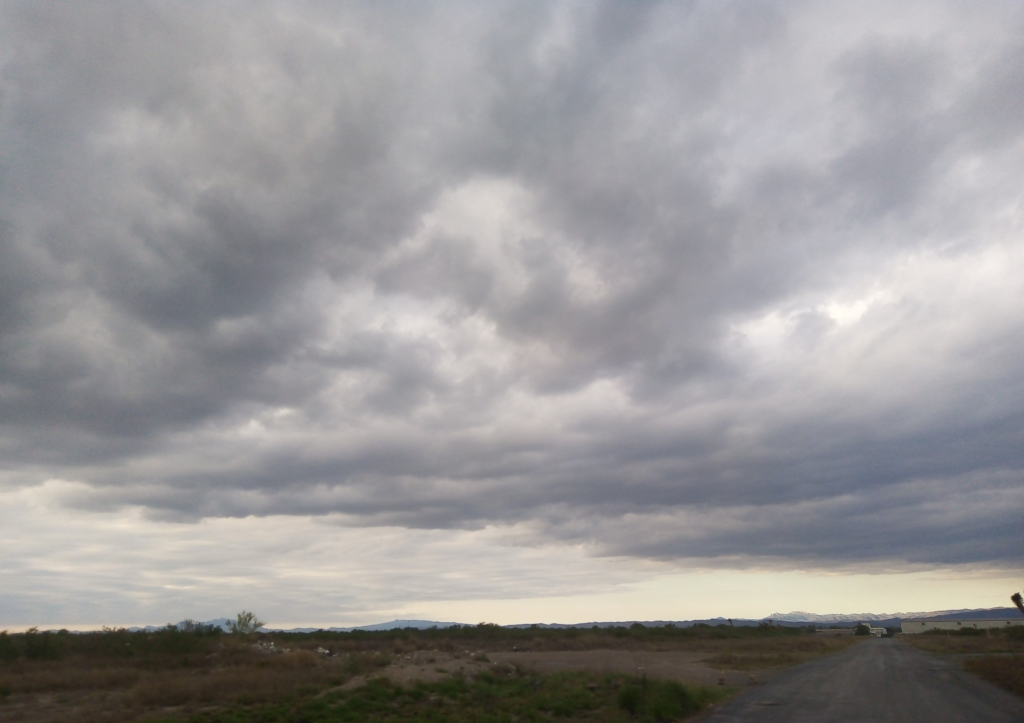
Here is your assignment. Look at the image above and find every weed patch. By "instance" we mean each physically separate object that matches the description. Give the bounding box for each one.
[617,677,720,722]
[702,636,858,670]
[187,672,725,722]
[903,629,1024,656]
[964,655,1024,699]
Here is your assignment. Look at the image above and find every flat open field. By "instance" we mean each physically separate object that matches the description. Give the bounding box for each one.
[901,627,1024,699]
[0,624,860,722]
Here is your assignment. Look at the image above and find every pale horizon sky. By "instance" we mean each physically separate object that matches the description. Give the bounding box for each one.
[2,0,1023,630]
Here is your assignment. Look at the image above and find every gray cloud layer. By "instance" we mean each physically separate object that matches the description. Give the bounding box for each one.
[2,0,1023,569]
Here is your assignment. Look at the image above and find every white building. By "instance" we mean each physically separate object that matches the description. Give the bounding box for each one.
[901,618,1024,634]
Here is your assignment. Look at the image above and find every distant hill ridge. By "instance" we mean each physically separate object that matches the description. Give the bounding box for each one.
[72,607,1024,634]
[767,607,1021,625]
[123,618,464,634]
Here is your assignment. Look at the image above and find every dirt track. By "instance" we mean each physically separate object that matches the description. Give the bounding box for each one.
[704,638,1024,722]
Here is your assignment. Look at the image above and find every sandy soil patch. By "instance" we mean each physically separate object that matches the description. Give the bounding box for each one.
[337,648,498,690]
[340,648,768,691]
[489,649,765,688]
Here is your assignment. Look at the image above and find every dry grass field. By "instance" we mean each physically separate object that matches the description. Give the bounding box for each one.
[0,623,861,723]
[902,627,1024,699]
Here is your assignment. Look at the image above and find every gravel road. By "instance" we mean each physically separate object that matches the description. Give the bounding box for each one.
[705,638,1024,722]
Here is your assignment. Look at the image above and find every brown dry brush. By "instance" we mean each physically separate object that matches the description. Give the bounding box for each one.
[271,621,819,656]
[903,626,1024,656]
[903,627,1024,701]
[128,652,334,708]
[0,622,826,721]
[702,636,859,670]
[0,628,391,720]
[965,655,1024,699]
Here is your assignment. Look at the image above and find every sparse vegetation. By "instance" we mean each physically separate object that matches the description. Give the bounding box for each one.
[903,626,1024,701]
[701,634,857,670]
[0,622,855,722]
[615,677,723,721]
[187,671,729,723]
[964,655,1024,699]
[903,626,1024,655]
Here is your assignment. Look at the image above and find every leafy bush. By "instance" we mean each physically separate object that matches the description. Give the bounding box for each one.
[227,611,265,635]
[955,627,983,636]
[180,620,222,635]
[617,677,705,722]
[647,681,701,721]
[23,628,59,660]
[618,682,644,713]
[0,632,19,663]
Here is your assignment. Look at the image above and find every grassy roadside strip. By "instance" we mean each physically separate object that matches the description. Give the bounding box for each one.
[700,635,862,670]
[902,628,1024,700]
[166,671,732,723]
[962,655,1024,699]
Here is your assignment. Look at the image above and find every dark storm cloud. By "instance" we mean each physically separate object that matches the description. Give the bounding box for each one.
[2,0,1023,569]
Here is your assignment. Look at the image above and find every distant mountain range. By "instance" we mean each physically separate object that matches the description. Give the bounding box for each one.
[765,607,1022,628]
[270,619,465,633]
[124,617,464,634]
[127,617,235,633]
[85,607,1024,634]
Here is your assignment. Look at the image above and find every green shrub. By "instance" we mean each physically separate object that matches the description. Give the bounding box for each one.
[227,611,265,635]
[617,677,705,722]
[0,632,19,663]
[956,627,983,636]
[23,628,59,661]
[1006,626,1024,640]
[618,683,644,714]
[647,680,700,721]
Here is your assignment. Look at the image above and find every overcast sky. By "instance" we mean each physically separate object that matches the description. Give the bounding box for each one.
[2,0,1023,629]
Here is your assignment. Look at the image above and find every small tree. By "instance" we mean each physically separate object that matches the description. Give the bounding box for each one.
[228,611,265,635]
[854,623,871,636]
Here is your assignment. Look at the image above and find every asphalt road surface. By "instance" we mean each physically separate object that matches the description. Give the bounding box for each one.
[705,638,1024,722]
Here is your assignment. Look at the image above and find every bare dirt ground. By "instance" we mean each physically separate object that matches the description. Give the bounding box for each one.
[340,645,782,692]
[488,650,764,687]
[338,648,497,689]
[353,631,858,691]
